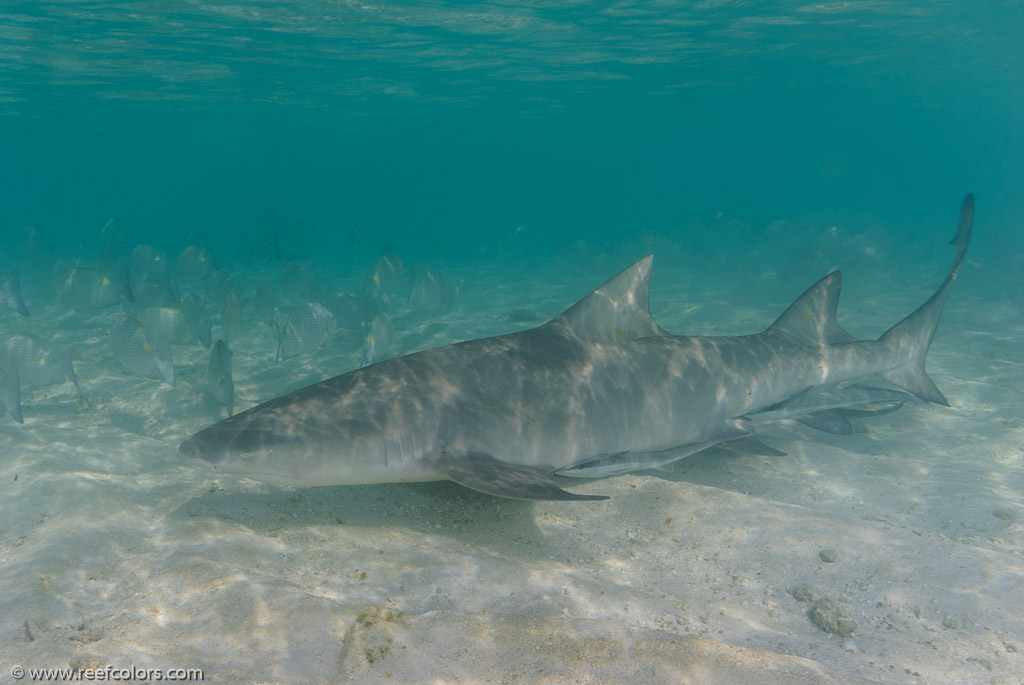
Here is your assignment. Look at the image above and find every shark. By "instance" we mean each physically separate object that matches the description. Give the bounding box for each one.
[180,195,974,501]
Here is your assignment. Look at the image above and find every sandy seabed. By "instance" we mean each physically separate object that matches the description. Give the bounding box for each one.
[1,233,1022,684]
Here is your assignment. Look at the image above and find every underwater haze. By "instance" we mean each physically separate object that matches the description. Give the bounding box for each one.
[2,2,1023,683]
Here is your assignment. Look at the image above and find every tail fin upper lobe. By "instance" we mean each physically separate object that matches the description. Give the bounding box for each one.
[879,194,974,406]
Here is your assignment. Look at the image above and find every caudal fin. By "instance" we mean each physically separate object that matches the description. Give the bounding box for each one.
[879,194,974,406]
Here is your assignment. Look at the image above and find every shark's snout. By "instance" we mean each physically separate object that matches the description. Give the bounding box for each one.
[179,434,224,467]
[179,419,332,487]
[178,437,198,460]
[180,422,308,469]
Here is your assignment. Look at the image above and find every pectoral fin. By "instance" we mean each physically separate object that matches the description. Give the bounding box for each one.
[428,450,608,501]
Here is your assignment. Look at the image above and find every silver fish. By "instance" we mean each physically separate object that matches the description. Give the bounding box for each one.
[281,260,314,302]
[0,334,77,387]
[368,254,404,299]
[177,245,217,282]
[221,284,243,343]
[107,313,175,385]
[409,266,459,314]
[0,369,23,423]
[360,312,394,367]
[208,339,234,417]
[277,303,337,361]
[180,294,212,349]
[138,307,192,345]
[1,271,29,316]
[130,246,177,308]
[58,267,134,309]
[205,270,232,304]
[324,291,364,330]
[131,244,168,282]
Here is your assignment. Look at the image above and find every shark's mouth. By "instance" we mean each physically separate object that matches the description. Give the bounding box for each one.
[179,439,311,486]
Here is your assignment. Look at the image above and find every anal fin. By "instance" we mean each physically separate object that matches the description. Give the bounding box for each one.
[796,410,853,435]
[429,450,607,501]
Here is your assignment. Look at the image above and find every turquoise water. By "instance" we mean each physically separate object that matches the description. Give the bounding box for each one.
[2,3,1023,683]
[2,2,1021,258]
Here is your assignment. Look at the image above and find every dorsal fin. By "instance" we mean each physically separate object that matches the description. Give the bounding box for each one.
[766,271,857,346]
[551,255,668,343]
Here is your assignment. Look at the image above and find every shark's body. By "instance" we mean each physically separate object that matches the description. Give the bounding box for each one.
[181,196,974,501]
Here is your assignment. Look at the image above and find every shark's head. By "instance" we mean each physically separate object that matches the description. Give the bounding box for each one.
[179,421,316,486]
[176,378,399,485]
